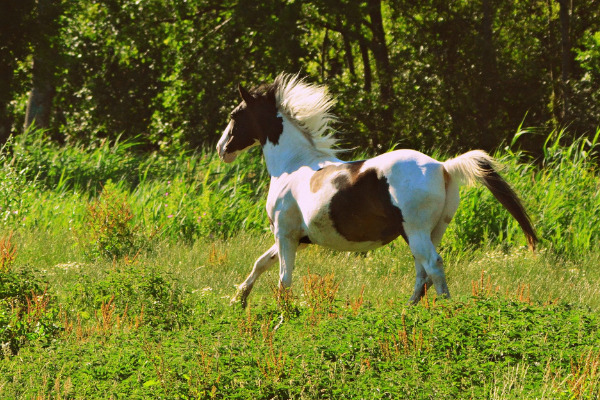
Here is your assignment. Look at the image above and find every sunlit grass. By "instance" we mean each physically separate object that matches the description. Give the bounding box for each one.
[1,127,600,398]
[2,230,600,398]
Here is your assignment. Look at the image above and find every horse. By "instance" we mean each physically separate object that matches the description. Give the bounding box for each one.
[216,73,537,308]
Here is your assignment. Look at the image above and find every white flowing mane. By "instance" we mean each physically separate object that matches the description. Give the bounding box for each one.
[273,73,341,157]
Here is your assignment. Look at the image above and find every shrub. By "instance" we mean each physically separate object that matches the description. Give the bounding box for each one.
[78,181,147,259]
[0,139,38,231]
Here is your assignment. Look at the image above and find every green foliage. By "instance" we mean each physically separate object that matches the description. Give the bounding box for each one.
[0,138,38,229]
[445,127,600,256]
[7,129,142,193]
[533,129,600,254]
[578,31,600,75]
[572,29,600,132]
[1,263,599,397]
[1,130,270,243]
[0,254,60,356]
[3,0,600,153]
[67,259,189,331]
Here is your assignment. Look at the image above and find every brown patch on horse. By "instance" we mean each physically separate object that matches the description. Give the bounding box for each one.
[443,167,451,190]
[310,161,364,193]
[310,166,336,192]
[444,216,452,224]
[323,163,408,244]
[226,84,284,154]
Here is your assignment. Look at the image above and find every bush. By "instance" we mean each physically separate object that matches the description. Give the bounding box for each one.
[0,138,38,230]
[77,181,148,259]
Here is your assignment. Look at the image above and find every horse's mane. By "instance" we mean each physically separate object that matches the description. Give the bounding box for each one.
[255,73,341,157]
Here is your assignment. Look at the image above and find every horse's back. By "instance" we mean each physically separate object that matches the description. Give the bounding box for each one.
[295,149,447,251]
[366,149,443,179]
[366,150,448,233]
[366,149,446,194]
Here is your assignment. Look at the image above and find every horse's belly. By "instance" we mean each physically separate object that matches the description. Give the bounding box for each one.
[304,207,402,252]
[308,228,386,252]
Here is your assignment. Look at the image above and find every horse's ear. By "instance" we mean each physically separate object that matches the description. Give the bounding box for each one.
[238,83,255,104]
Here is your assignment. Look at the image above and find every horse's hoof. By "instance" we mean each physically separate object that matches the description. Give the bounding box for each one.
[230,289,249,309]
[407,299,419,306]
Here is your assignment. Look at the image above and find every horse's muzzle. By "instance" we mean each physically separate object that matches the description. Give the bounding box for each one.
[216,143,237,163]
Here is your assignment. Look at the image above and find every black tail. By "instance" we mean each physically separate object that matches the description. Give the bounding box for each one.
[478,160,538,251]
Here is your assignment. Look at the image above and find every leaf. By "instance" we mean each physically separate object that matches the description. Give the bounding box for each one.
[143,379,160,387]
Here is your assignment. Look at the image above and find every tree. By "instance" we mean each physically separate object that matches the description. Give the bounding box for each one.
[557,0,573,122]
[23,0,62,135]
[0,0,36,143]
[2,0,599,154]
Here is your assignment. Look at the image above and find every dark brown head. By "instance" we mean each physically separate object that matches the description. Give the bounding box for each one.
[216,83,283,163]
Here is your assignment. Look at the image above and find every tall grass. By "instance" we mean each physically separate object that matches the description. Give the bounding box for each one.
[445,127,600,256]
[1,127,599,256]
[1,129,270,244]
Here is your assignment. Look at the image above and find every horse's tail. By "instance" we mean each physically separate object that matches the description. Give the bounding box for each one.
[443,150,538,251]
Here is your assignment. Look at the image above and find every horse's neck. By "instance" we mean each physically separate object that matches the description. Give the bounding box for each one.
[262,115,339,177]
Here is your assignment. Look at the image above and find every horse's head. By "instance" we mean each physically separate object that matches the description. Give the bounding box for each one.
[216,83,283,163]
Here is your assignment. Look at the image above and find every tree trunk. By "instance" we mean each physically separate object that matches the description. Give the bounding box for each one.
[23,0,60,133]
[357,27,372,92]
[366,0,395,148]
[24,58,55,131]
[319,29,330,81]
[366,0,394,104]
[546,0,560,125]
[557,0,572,122]
[479,0,499,149]
[337,16,356,77]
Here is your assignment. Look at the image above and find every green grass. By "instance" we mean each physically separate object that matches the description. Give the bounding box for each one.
[1,233,600,399]
[1,127,600,398]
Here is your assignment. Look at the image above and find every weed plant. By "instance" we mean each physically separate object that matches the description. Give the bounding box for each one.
[0,233,61,355]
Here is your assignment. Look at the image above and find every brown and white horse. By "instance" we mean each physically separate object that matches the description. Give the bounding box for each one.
[217,73,537,307]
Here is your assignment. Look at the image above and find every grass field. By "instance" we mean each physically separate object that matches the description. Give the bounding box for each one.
[1,128,600,398]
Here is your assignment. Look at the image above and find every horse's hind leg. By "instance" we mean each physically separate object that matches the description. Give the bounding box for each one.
[408,232,450,301]
[408,172,459,303]
[231,244,278,308]
[408,260,431,304]
[431,174,460,247]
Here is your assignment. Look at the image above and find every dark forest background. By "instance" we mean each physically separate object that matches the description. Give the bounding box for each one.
[1,0,599,155]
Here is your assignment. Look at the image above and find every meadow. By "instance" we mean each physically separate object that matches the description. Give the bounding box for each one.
[1,128,600,399]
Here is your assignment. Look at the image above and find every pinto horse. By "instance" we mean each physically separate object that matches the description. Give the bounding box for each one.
[217,73,537,307]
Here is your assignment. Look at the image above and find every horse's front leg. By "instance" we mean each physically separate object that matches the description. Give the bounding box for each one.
[231,244,278,308]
